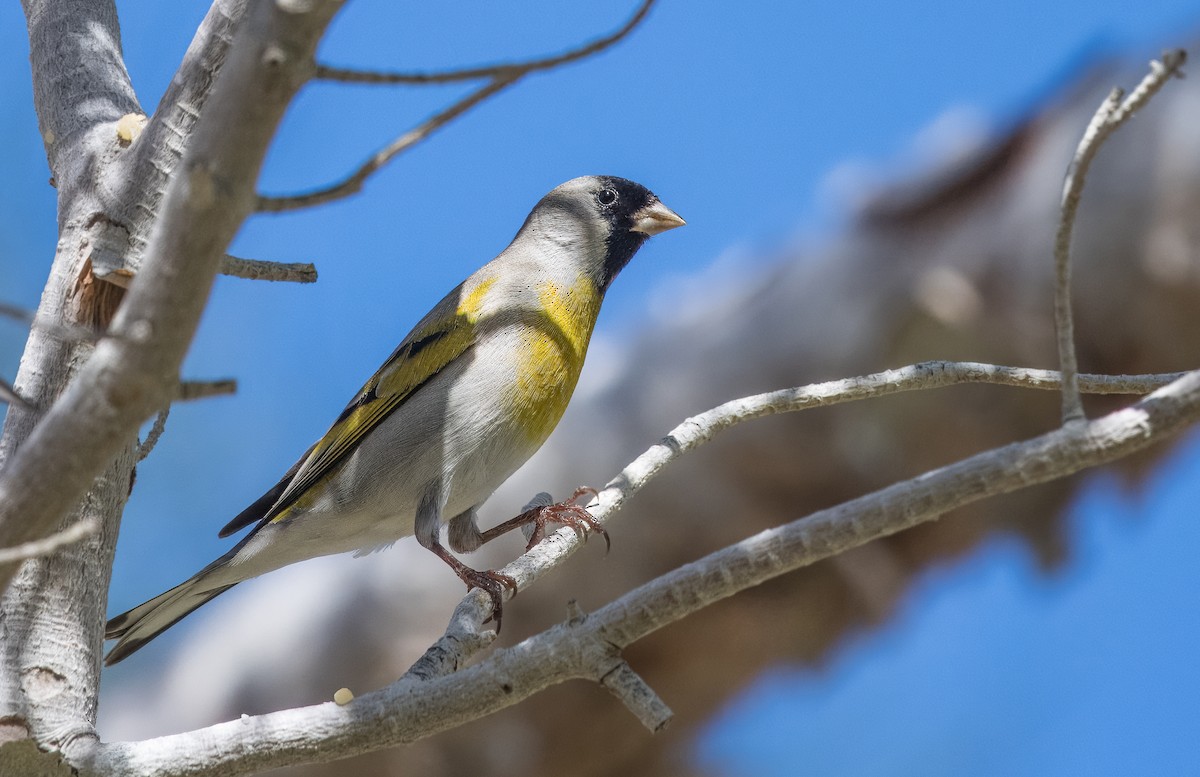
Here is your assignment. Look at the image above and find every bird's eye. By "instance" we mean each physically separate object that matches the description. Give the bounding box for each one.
[596,188,618,206]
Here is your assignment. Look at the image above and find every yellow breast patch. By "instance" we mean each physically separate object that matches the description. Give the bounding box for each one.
[509,279,603,444]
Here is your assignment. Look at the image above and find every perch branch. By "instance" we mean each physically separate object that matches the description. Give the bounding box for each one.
[407,361,1191,677]
[86,368,1200,776]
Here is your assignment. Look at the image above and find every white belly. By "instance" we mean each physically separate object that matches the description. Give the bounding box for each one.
[219,329,547,582]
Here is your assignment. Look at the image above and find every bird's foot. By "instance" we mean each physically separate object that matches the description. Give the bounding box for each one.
[519,486,609,552]
[458,566,518,630]
[428,537,519,630]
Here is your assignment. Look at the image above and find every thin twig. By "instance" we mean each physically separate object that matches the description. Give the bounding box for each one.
[257,75,520,213]
[1054,49,1187,425]
[0,379,31,410]
[261,0,658,212]
[315,0,656,85]
[177,379,238,402]
[0,302,32,324]
[136,382,239,460]
[0,300,100,343]
[1109,50,1189,124]
[220,254,318,283]
[0,518,99,565]
[137,408,170,462]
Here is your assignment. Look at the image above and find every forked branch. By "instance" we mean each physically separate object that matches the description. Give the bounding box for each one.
[1053,49,1186,424]
[406,361,1194,682]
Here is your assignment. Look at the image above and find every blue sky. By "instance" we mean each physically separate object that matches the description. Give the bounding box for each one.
[3,0,1200,773]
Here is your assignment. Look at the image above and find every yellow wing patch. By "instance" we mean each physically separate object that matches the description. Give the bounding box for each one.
[267,280,494,523]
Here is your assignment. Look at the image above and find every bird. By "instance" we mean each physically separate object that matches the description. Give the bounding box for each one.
[104,175,685,665]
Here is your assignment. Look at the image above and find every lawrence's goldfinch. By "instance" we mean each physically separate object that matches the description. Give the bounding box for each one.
[104,175,684,665]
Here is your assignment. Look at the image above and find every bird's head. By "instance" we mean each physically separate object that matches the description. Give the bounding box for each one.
[519,175,685,291]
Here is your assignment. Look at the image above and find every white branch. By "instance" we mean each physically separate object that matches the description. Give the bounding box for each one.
[0,300,100,345]
[599,658,673,732]
[1053,49,1186,424]
[86,368,1200,776]
[0,0,346,595]
[109,0,250,281]
[403,361,1192,678]
[1,0,142,743]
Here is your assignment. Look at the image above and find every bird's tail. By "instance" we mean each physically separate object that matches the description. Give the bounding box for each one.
[104,575,238,666]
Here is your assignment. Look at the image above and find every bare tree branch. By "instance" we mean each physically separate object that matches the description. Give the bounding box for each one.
[1,0,143,743]
[0,519,99,565]
[258,0,659,212]
[0,0,347,608]
[83,369,1200,776]
[105,0,251,283]
[1,1,1184,772]
[220,254,317,283]
[314,0,656,84]
[256,74,519,212]
[404,361,1195,680]
[1054,49,1187,424]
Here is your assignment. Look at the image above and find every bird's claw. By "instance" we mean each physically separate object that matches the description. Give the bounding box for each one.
[520,486,609,553]
[459,567,518,631]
